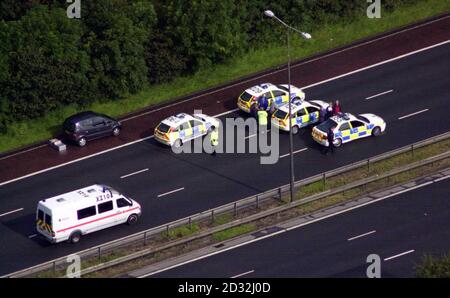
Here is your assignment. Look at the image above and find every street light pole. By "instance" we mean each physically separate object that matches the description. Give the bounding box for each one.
[264,10,311,202]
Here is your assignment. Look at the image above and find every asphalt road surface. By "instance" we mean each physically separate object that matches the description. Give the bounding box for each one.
[151,178,450,278]
[0,41,449,275]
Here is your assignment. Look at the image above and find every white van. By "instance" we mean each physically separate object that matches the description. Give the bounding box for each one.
[36,184,141,243]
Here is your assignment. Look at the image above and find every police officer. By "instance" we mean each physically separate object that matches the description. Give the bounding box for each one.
[319,105,327,123]
[257,108,268,134]
[210,127,219,155]
[326,102,333,120]
[333,100,342,116]
[327,127,335,153]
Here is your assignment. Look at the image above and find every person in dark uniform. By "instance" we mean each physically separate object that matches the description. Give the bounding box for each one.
[327,127,335,153]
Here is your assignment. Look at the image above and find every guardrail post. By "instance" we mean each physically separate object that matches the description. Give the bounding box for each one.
[278,187,282,200]
[411,144,414,157]
[98,247,101,261]
[53,261,56,274]
[234,202,237,217]
[256,195,259,209]
[322,173,326,189]
[367,158,370,174]
[144,231,147,245]
[211,210,215,223]
[166,224,169,238]
[189,217,192,230]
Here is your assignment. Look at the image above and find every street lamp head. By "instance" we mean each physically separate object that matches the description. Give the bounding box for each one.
[264,10,275,18]
[301,32,312,39]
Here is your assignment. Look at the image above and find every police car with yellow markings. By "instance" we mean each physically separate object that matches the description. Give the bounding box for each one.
[237,83,305,113]
[154,113,220,148]
[312,112,386,147]
[271,99,330,134]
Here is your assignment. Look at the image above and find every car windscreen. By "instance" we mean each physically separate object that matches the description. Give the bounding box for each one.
[277,85,289,92]
[157,123,172,133]
[273,109,288,119]
[316,119,338,132]
[240,92,254,102]
[356,115,370,123]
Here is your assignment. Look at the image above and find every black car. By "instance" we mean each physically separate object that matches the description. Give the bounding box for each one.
[63,111,122,146]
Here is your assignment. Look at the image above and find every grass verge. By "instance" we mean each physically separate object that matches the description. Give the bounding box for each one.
[1,0,449,153]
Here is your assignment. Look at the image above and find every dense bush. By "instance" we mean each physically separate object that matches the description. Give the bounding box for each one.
[0,0,422,132]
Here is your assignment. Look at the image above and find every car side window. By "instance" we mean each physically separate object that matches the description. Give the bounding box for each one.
[181,122,191,130]
[272,90,285,97]
[306,106,319,114]
[92,116,105,126]
[189,120,201,128]
[80,119,93,129]
[297,108,307,116]
[350,120,365,128]
[339,122,350,131]
[262,91,272,99]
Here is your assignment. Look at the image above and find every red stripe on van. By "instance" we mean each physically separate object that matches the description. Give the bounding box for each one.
[56,207,140,233]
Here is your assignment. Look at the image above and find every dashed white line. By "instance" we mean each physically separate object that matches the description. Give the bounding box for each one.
[280,148,308,159]
[347,230,376,241]
[231,270,255,278]
[120,168,149,179]
[0,208,24,218]
[28,234,38,239]
[245,129,271,139]
[384,249,415,261]
[398,109,429,120]
[157,187,185,198]
[365,89,393,100]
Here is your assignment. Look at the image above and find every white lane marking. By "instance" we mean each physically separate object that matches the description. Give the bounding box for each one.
[365,90,393,100]
[398,109,429,120]
[28,234,38,239]
[434,175,450,182]
[231,270,255,278]
[384,249,415,261]
[137,178,439,277]
[1,40,449,187]
[0,208,24,217]
[347,230,376,241]
[157,187,185,198]
[0,145,47,162]
[280,148,308,159]
[120,168,149,179]
[245,129,271,139]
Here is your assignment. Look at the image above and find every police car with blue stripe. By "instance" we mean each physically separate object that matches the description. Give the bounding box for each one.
[271,99,330,134]
[237,83,305,113]
[312,112,386,147]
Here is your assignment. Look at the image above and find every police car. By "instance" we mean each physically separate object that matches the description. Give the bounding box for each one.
[271,99,330,134]
[237,83,305,113]
[154,113,220,148]
[312,112,386,147]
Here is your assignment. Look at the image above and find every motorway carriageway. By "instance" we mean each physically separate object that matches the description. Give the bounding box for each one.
[0,41,449,275]
[148,175,450,277]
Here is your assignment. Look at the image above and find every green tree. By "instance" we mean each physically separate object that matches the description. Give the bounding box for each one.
[82,0,156,99]
[0,6,91,121]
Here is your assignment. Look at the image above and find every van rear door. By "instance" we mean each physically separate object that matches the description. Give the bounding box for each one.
[36,207,54,237]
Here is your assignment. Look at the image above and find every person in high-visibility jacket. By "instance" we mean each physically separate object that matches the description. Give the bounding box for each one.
[257,109,268,134]
[210,128,219,155]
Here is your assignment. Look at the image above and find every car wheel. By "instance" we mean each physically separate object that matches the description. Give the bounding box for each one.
[127,214,138,225]
[113,127,121,136]
[69,231,81,244]
[173,139,182,148]
[78,138,87,147]
[291,126,299,135]
[333,138,342,147]
[372,126,381,137]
